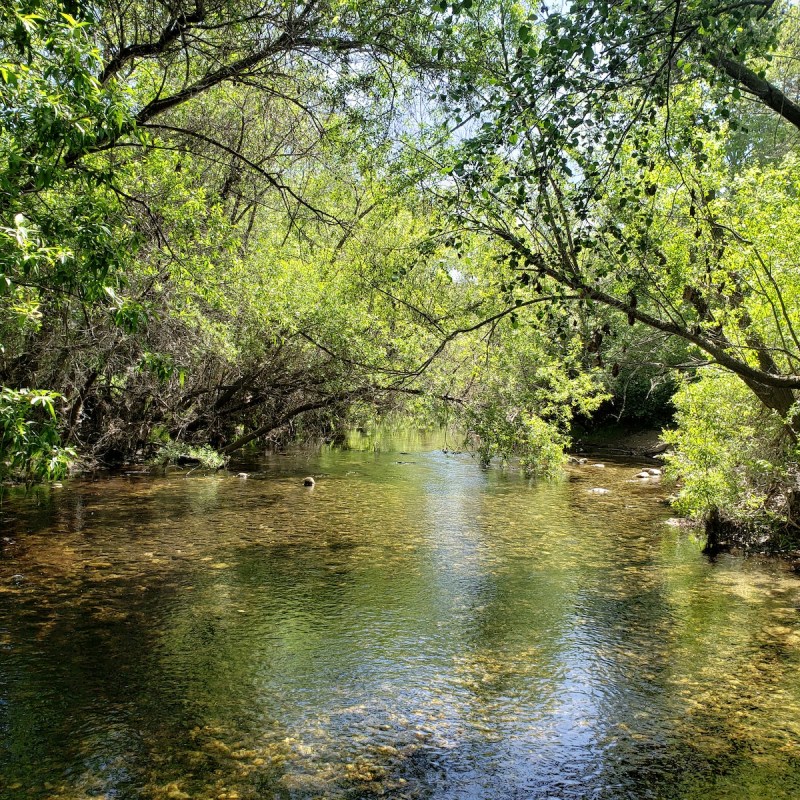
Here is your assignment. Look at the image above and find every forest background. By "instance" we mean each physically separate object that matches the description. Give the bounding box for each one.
[2,0,800,545]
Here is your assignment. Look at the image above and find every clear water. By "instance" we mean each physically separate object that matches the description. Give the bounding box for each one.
[2,433,800,799]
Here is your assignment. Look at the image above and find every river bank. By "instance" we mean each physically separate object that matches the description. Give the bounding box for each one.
[570,424,669,460]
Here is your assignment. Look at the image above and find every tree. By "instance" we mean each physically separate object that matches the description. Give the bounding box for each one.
[0,0,492,470]
[446,0,800,412]
[441,0,800,532]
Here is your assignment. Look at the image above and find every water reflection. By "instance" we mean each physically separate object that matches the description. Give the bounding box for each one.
[2,439,800,798]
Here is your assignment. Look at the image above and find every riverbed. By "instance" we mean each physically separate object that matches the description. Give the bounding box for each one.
[2,435,800,799]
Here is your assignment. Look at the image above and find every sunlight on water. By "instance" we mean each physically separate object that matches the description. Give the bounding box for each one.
[2,439,800,799]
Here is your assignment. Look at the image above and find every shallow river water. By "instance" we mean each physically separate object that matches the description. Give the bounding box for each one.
[2,432,800,799]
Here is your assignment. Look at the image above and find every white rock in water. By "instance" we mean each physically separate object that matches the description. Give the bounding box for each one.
[588,487,611,494]
[635,471,651,479]
[647,468,662,476]
[237,472,248,479]
[589,463,605,468]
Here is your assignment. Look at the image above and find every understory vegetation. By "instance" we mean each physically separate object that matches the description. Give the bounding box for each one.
[2,0,800,545]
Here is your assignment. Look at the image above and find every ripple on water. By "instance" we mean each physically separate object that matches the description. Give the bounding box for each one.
[1,450,800,799]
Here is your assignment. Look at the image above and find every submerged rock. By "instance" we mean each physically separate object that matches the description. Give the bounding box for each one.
[588,488,611,495]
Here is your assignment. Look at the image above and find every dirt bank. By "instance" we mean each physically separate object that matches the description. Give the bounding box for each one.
[570,425,670,460]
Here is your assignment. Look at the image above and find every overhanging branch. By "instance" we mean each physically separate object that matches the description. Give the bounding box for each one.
[710,52,800,131]
[487,225,800,391]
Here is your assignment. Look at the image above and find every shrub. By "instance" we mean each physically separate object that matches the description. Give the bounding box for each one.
[151,440,227,470]
[0,387,74,483]
[663,369,796,541]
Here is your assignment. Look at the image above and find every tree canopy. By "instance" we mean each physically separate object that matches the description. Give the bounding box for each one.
[441,0,800,533]
[3,0,800,540]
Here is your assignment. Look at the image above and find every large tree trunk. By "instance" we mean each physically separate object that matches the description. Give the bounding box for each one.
[741,336,799,440]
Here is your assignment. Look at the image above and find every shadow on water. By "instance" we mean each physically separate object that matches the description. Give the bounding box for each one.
[2,437,800,798]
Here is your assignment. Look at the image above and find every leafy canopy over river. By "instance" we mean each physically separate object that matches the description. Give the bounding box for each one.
[2,0,800,537]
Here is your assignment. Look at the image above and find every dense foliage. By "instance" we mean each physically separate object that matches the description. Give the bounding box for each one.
[2,0,800,543]
[441,0,800,540]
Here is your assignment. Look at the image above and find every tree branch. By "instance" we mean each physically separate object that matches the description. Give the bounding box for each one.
[487,225,800,390]
[141,123,338,222]
[221,393,359,454]
[100,0,207,85]
[710,52,800,131]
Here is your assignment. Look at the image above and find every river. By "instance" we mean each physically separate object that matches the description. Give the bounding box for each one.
[2,432,800,799]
